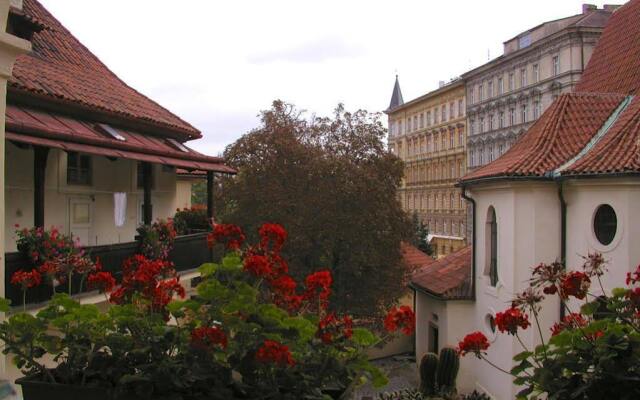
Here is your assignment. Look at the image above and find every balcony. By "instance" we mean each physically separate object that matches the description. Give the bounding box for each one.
[4,232,212,306]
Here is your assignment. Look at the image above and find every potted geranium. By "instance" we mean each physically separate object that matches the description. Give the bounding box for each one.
[3,223,413,399]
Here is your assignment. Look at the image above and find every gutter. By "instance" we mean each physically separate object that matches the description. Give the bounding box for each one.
[460,186,477,301]
[557,182,567,320]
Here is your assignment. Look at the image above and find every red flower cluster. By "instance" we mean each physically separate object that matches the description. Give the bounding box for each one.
[243,254,271,276]
[495,307,531,335]
[255,340,295,367]
[109,255,185,317]
[317,313,353,344]
[551,313,588,336]
[207,224,245,251]
[560,271,591,300]
[259,223,287,253]
[458,331,490,357]
[384,306,416,336]
[11,269,42,290]
[303,270,333,309]
[531,261,565,295]
[191,326,228,350]
[626,264,640,285]
[87,271,116,293]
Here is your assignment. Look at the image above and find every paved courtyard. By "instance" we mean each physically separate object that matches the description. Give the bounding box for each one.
[349,354,419,400]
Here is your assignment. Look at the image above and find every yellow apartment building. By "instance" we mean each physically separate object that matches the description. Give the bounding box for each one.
[386,77,467,258]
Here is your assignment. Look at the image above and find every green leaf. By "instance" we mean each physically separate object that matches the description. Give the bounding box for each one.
[351,328,378,347]
[198,263,219,277]
[513,351,533,361]
[611,287,628,298]
[0,298,11,312]
[222,254,242,270]
[282,317,316,342]
[580,300,600,316]
[511,359,533,375]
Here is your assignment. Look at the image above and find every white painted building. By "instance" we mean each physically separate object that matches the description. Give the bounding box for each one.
[411,1,640,397]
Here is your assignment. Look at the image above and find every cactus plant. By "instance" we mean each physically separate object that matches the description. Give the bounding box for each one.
[419,352,439,395]
[436,347,460,395]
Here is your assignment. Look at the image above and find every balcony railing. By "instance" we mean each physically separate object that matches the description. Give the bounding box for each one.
[4,232,212,306]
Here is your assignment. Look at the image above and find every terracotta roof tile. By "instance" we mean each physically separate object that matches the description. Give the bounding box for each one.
[401,242,435,272]
[10,0,200,139]
[576,0,640,96]
[410,246,472,300]
[461,93,625,182]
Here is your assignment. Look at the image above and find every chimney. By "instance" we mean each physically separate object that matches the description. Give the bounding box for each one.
[603,4,620,12]
[582,3,597,13]
[10,0,23,10]
[438,80,445,88]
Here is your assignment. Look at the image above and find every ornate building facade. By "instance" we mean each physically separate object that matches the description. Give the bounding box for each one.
[386,78,467,258]
[462,4,615,170]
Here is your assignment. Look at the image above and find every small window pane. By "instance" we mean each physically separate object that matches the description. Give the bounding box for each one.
[594,204,617,245]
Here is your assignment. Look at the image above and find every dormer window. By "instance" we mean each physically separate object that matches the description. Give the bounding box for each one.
[166,138,190,153]
[96,123,126,141]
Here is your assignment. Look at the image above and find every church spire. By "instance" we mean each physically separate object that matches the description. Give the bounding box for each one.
[388,74,404,110]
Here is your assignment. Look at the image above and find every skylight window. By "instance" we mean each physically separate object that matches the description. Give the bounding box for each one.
[96,123,126,141]
[166,138,190,153]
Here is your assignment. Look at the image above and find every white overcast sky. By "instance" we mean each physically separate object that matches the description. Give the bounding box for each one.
[39,0,622,156]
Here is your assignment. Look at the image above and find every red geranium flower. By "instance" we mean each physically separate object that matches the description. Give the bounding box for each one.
[87,271,116,293]
[560,271,591,299]
[458,331,490,357]
[270,274,297,296]
[384,306,416,336]
[243,254,272,277]
[259,223,287,253]
[11,269,41,290]
[191,326,227,350]
[303,270,332,309]
[255,340,295,367]
[207,224,245,251]
[317,313,354,343]
[495,307,530,335]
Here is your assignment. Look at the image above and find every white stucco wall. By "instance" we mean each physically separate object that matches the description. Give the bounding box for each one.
[5,143,180,250]
[564,178,640,295]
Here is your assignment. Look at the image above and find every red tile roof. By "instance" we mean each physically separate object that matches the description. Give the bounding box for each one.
[461,0,640,183]
[6,105,235,173]
[461,93,625,182]
[401,242,435,272]
[10,0,201,139]
[576,0,640,96]
[410,246,472,300]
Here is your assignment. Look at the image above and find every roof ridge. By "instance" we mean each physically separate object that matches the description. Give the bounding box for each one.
[553,95,633,176]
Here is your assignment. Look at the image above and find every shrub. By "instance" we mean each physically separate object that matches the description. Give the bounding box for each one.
[173,205,210,235]
[136,219,176,260]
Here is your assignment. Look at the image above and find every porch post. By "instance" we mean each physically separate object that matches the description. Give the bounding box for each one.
[206,171,214,222]
[33,146,49,228]
[142,162,153,225]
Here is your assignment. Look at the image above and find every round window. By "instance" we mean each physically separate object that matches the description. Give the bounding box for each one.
[593,204,617,245]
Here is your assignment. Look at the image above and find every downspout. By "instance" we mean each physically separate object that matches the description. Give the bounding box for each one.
[460,186,476,300]
[557,182,567,320]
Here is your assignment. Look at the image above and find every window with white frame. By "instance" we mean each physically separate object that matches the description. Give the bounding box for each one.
[434,107,439,124]
[489,114,494,130]
[479,117,485,133]
[470,88,475,104]
[520,68,527,87]
[498,77,504,94]
[499,111,505,128]
[470,118,475,134]
[458,99,464,116]
[450,102,455,119]
[498,143,504,156]
[521,104,528,123]
[534,101,541,119]
[488,80,493,98]
[458,130,463,146]
[509,108,516,126]
[489,145,494,162]
[450,132,454,148]
[420,114,424,129]
[509,72,514,91]
[479,148,484,164]
[470,149,476,166]
[478,84,483,102]
[427,111,431,126]
[552,56,560,76]
[442,106,446,122]
[67,152,92,186]
[533,64,539,83]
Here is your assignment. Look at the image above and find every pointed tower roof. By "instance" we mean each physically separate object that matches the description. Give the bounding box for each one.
[387,75,404,111]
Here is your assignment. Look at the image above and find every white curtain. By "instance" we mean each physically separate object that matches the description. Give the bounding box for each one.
[114,192,127,227]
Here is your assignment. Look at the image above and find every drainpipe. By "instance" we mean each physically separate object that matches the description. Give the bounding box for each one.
[557,182,567,320]
[460,186,476,300]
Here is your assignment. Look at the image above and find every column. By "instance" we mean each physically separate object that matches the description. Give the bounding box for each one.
[206,171,214,223]
[142,162,152,225]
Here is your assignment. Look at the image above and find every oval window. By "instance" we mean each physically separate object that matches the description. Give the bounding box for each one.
[593,204,617,245]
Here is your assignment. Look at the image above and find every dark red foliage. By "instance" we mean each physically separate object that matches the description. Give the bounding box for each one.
[384,305,416,336]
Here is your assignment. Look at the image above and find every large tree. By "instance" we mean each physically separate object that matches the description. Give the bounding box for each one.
[219,100,412,318]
